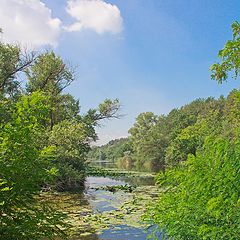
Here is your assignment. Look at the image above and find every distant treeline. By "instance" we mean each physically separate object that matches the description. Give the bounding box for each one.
[88,138,132,161]
[89,91,239,172]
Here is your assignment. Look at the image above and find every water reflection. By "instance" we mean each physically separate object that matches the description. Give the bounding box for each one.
[91,160,161,173]
[69,172,158,240]
[73,175,158,240]
[90,160,156,187]
[64,157,161,240]
[99,225,153,240]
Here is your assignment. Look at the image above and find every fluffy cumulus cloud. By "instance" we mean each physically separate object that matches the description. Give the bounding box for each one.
[0,0,61,48]
[65,0,123,34]
[0,0,123,48]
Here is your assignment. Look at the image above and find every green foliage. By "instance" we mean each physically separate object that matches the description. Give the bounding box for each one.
[95,97,231,172]
[88,138,132,162]
[0,39,121,238]
[129,112,159,168]
[223,89,240,137]
[211,21,240,83]
[49,120,92,191]
[0,92,67,239]
[0,43,21,97]
[128,99,214,170]
[84,98,121,125]
[145,22,240,239]
[165,97,225,165]
[25,51,76,129]
[143,91,240,239]
[146,137,240,240]
[0,42,35,98]
[56,93,80,122]
[117,154,134,170]
[0,96,15,125]
[26,51,74,94]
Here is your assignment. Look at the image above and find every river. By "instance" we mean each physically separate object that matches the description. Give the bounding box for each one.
[42,168,163,239]
[80,176,155,240]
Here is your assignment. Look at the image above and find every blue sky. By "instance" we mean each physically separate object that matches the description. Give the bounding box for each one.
[0,0,239,144]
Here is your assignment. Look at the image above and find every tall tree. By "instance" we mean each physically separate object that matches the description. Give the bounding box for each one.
[128,112,158,167]
[26,51,74,94]
[0,42,35,97]
[26,51,75,128]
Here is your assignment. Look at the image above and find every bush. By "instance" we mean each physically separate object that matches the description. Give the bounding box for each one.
[146,137,240,240]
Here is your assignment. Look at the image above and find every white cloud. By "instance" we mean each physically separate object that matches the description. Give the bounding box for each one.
[0,0,123,47]
[0,0,61,48]
[65,0,123,34]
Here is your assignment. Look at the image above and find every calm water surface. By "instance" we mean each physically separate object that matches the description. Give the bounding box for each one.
[72,174,161,240]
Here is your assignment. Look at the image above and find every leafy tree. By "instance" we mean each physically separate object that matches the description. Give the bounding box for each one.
[135,115,169,171]
[26,51,74,128]
[88,138,132,162]
[166,98,208,140]
[55,93,80,122]
[117,154,134,170]
[128,112,158,166]
[146,137,240,240]
[165,97,225,165]
[49,120,93,191]
[128,99,211,170]
[50,98,121,191]
[26,51,74,94]
[0,43,35,97]
[0,43,20,96]
[211,21,240,83]
[0,38,122,238]
[84,98,121,126]
[0,92,66,239]
[0,96,15,125]
[223,89,240,139]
